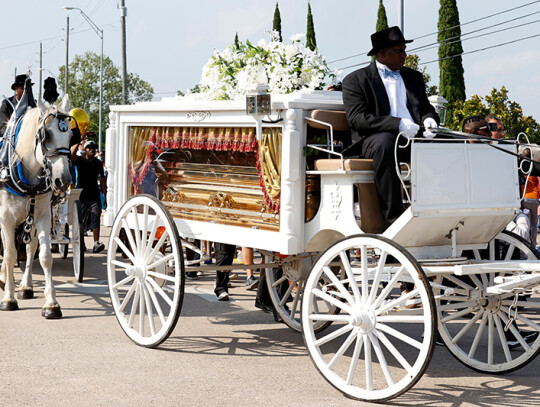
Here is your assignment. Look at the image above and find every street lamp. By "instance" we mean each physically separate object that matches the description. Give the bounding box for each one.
[63,6,104,152]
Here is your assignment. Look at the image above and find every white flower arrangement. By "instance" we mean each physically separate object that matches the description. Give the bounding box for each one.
[191,31,335,100]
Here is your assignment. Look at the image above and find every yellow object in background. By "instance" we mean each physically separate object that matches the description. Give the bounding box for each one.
[69,108,90,137]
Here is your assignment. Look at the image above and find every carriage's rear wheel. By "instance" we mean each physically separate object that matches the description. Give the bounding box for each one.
[302,234,436,402]
[108,194,185,348]
[68,200,85,282]
[435,230,540,373]
[266,256,343,333]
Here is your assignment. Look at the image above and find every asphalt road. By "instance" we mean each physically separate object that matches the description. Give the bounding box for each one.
[1,226,540,407]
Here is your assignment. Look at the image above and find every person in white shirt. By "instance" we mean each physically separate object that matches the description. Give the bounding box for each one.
[342,26,439,227]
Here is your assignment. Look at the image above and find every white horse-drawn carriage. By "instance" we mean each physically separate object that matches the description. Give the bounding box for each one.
[104,91,540,401]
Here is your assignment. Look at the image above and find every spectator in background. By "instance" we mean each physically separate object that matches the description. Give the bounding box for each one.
[486,114,505,139]
[71,139,107,253]
[522,147,540,246]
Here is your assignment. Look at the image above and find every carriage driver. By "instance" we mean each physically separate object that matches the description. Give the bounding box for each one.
[342,26,440,227]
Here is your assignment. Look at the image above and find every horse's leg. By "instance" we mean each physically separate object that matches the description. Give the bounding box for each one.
[36,216,62,319]
[0,228,19,311]
[17,232,37,300]
[0,260,5,291]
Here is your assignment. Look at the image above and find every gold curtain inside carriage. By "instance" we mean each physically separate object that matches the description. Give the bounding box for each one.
[128,125,283,230]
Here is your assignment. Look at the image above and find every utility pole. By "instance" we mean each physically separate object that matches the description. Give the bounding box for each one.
[398,0,404,34]
[39,42,43,100]
[65,16,69,95]
[120,0,128,104]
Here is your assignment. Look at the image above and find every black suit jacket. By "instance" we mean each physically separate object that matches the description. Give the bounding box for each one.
[342,61,439,154]
[0,95,18,137]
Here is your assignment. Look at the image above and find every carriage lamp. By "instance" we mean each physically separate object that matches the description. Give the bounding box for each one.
[246,84,271,140]
[428,95,448,126]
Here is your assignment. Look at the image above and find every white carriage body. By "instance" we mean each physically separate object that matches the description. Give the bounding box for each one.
[105,91,520,256]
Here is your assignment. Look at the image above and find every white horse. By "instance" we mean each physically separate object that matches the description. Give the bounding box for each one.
[0,96,73,318]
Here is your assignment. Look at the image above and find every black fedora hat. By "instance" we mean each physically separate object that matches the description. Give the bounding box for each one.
[367,26,413,56]
[11,74,33,90]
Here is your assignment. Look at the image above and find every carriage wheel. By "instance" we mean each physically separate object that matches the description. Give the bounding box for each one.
[72,201,85,282]
[266,256,342,333]
[302,234,436,402]
[435,230,540,373]
[108,194,185,348]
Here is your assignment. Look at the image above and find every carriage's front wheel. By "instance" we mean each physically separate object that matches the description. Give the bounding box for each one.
[72,200,85,282]
[108,194,185,348]
[302,234,436,402]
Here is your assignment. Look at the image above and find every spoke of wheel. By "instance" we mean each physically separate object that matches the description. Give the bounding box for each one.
[147,270,176,283]
[445,275,475,291]
[376,323,422,349]
[128,282,140,329]
[146,230,169,264]
[360,245,369,304]
[345,334,363,385]
[369,250,387,304]
[339,250,362,304]
[140,204,149,255]
[441,306,479,324]
[121,219,138,258]
[469,274,484,290]
[501,305,540,332]
[111,259,133,270]
[114,236,137,264]
[327,329,358,370]
[489,241,495,260]
[312,288,353,314]
[494,314,512,363]
[143,215,160,260]
[279,281,296,307]
[480,273,489,289]
[147,253,175,270]
[439,300,478,312]
[145,280,166,326]
[498,311,530,350]
[501,300,540,309]
[364,335,373,391]
[139,281,146,336]
[130,207,142,257]
[472,249,481,260]
[142,282,155,337]
[271,274,288,289]
[147,276,174,307]
[378,315,426,323]
[118,279,137,313]
[314,324,354,347]
[376,289,419,316]
[369,332,395,387]
[504,244,516,261]
[112,275,135,290]
[466,311,487,359]
[372,266,406,309]
[322,266,355,306]
[289,282,302,320]
[488,314,494,365]
[309,314,351,322]
[451,311,483,344]
[374,330,413,373]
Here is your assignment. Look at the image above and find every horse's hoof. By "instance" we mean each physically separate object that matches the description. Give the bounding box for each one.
[42,307,62,319]
[17,289,34,300]
[0,300,19,311]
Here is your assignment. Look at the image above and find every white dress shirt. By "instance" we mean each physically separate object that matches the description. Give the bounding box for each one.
[375,61,413,122]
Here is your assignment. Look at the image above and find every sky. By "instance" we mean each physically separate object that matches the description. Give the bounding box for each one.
[2,0,540,118]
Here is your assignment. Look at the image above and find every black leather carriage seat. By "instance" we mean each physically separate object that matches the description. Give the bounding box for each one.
[307,110,386,234]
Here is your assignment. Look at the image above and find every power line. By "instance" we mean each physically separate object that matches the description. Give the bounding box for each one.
[328,0,540,64]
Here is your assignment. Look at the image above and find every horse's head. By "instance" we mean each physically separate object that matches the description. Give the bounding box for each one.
[36,95,73,193]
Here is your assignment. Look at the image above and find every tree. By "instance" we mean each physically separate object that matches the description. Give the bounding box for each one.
[438,0,466,113]
[448,86,540,142]
[233,32,240,50]
[273,3,282,42]
[306,2,317,51]
[58,51,153,135]
[376,0,389,32]
[404,54,438,96]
